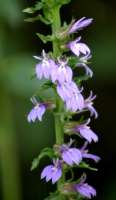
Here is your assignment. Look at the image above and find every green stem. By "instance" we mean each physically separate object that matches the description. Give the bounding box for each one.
[54,113,63,145]
[51,5,64,188]
[51,6,61,58]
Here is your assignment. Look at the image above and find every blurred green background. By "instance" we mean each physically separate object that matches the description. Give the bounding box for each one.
[0,0,116,199]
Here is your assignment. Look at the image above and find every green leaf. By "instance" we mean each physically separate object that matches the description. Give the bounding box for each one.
[30,147,55,171]
[36,33,54,43]
[23,2,43,14]
[35,2,43,11]
[23,7,35,14]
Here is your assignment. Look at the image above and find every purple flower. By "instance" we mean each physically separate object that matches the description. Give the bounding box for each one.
[62,175,96,199]
[51,59,73,84]
[84,91,98,118]
[57,82,71,101]
[74,119,98,143]
[82,152,100,163]
[77,54,93,77]
[81,142,100,162]
[69,17,93,34]
[74,180,96,199]
[68,36,90,57]
[27,97,46,122]
[60,140,82,166]
[57,81,84,112]
[65,90,84,112]
[41,159,62,184]
[35,50,57,80]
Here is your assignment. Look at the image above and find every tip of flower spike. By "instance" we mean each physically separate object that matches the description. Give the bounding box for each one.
[69,17,93,34]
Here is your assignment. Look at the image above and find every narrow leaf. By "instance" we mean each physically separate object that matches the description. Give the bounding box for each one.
[31,147,55,171]
[23,7,35,14]
[36,33,53,43]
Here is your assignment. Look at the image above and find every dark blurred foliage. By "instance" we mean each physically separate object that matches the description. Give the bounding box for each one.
[0,0,116,200]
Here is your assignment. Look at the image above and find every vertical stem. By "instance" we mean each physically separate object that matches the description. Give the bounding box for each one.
[51,6,61,58]
[54,113,63,145]
[51,5,64,188]
[51,5,63,145]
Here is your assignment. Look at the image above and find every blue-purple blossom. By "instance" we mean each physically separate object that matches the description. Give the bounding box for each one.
[27,97,46,122]
[74,119,98,143]
[77,54,93,77]
[62,175,96,199]
[74,180,96,199]
[82,152,100,163]
[41,159,62,184]
[35,51,57,80]
[57,81,84,112]
[65,91,84,112]
[60,140,82,166]
[69,17,93,34]
[68,36,90,57]
[51,59,73,84]
[84,91,98,118]
[81,142,100,162]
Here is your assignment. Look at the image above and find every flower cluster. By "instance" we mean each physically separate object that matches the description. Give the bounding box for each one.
[27,13,100,200]
[63,174,96,199]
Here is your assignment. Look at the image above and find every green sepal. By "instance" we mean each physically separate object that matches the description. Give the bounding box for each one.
[24,15,51,24]
[37,15,51,25]
[30,147,55,171]
[75,75,90,84]
[42,81,54,90]
[78,162,98,171]
[68,56,79,69]
[36,33,54,43]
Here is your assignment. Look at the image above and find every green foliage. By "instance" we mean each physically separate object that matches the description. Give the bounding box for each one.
[31,147,55,171]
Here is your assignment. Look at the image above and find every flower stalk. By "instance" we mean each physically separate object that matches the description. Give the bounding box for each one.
[24,0,100,199]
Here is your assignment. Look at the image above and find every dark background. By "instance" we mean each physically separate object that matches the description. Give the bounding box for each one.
[0,0,116,199]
